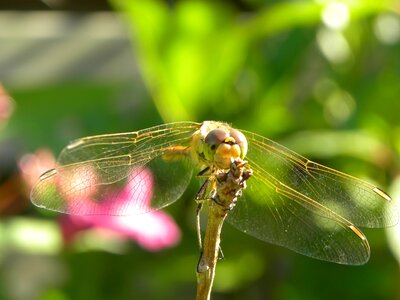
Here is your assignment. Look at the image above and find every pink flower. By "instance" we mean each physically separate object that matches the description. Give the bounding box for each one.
[20,150,181,251]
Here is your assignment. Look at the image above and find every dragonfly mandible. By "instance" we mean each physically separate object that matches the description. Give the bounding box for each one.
[31,121,398,265]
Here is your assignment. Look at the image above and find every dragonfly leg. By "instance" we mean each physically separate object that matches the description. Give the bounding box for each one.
[196,201,203,250]
[195,177,212,251]
[218,246,224,260]
[197,166,210,176]
[196,177,211,200]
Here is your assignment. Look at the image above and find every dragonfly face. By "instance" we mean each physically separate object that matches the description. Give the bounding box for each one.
[31,121,398,265]
[191,121,248,170]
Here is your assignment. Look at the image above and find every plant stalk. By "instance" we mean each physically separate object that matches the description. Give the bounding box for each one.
[196,159,252,300]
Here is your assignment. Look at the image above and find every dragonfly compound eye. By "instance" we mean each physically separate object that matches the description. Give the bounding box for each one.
[205,129,229,151]
[229,129,248,159]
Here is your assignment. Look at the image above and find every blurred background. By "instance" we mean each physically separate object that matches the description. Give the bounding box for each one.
[1,0,400,299]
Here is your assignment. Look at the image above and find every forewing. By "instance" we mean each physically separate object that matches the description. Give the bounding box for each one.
[31,122,200,215]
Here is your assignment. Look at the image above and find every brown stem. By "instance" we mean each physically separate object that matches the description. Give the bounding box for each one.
[196,202,227,300]
[195,159,252,300]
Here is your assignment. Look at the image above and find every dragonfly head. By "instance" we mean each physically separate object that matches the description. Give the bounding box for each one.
[193,122,248,170]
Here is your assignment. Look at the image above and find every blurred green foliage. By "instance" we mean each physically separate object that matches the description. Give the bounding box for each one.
[1,0,400,299]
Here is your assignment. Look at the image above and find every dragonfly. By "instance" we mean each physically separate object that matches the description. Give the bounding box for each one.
[31,121,398,265]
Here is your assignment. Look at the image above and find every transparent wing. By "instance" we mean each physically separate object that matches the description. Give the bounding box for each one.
[31,122,201,215]
[227,130,398,264]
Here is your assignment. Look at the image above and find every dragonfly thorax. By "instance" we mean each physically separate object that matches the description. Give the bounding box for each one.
[192,121,248,170]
